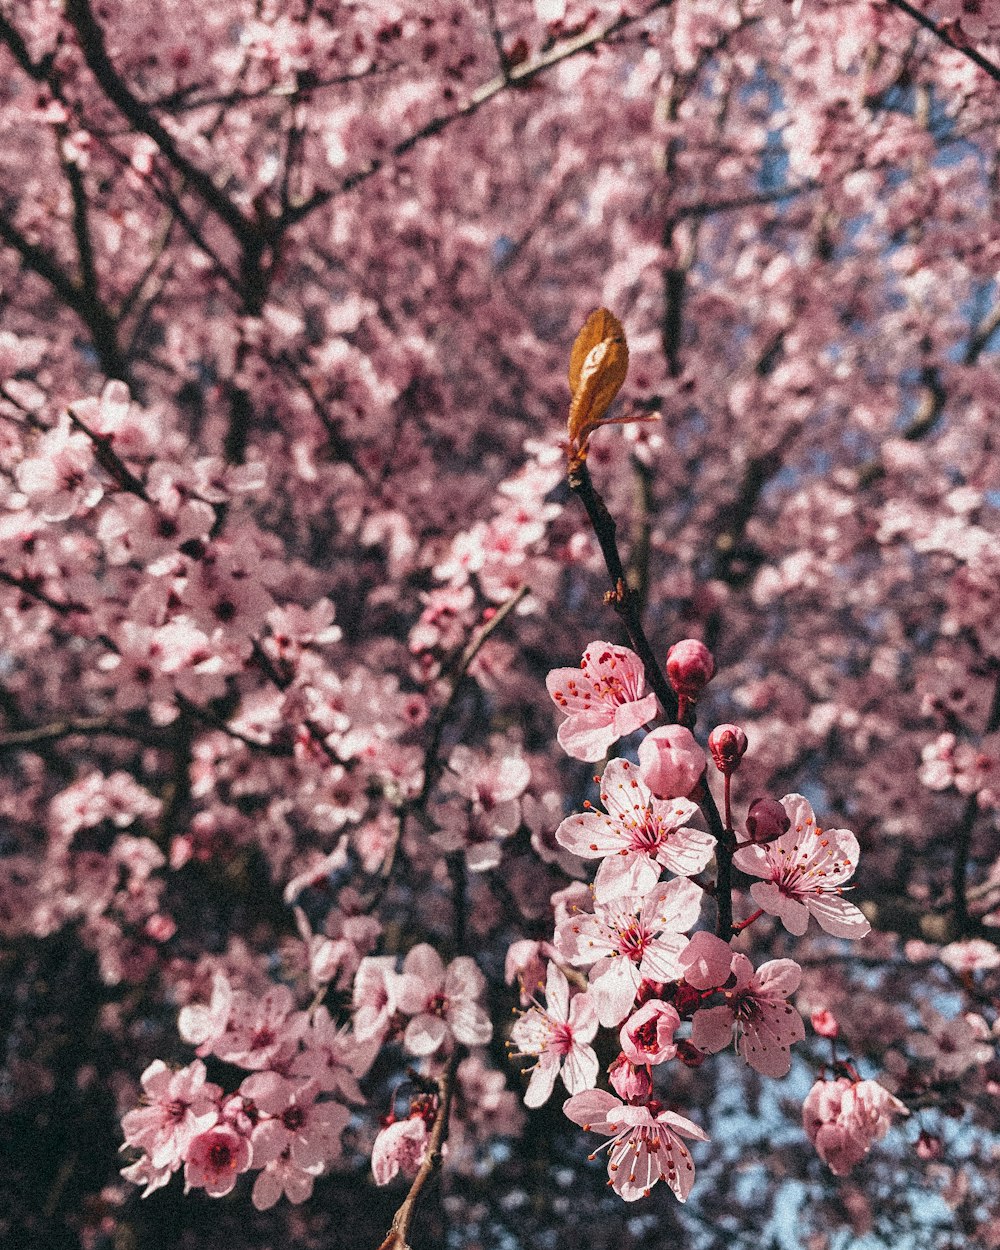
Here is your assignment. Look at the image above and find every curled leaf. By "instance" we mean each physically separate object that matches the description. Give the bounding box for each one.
[566,308,631,466]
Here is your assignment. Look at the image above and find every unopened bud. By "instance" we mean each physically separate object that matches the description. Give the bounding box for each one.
[675,1039,706,1068]
[666,639,715,700]
[608,1054,653,1102]
[708,724,748,775]
[811,1009,839,1039]
[745,796,790,845]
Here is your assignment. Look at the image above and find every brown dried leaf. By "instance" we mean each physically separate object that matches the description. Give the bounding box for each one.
[567,308,629,458]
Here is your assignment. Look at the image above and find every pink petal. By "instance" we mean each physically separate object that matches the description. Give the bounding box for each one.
[562,1088,622,1132]
[561,1042,599,1095]
[679,931,734,990]
[805,894,872,939]
[404,1013,448,1055]
[692,1005,735,1054]
[753,957,803,999]
[593,852,661,904]
[556,713,616,762]
[612,691,658,738]
[554,811,619,859]
[544,961,570,1020]
[750,881,810,935]
[524,1054,560,1108]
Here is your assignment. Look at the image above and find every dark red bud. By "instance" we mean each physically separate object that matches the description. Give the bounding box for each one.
[675,1039,706,1068]
[634,978,665,1006]
[745,797,791,844]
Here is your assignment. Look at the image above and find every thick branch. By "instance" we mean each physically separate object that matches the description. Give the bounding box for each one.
[883,0,1000,85]
[0,210,127,378]
[63,0,258,247]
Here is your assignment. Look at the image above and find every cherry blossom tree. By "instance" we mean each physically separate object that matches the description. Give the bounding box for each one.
[1,2,999,1248]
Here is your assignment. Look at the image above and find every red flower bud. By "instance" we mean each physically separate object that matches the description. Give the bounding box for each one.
[810,1009,839,1039]
[744,796,790,844]
[675,1039,707,1068]
[666,639,715,699]
[708,723,748,775]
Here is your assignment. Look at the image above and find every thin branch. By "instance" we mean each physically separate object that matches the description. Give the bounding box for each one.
[416,585,530,809]
[673,183,817,220]
[568,462,679,720]
[0,715,169,750]
[66,403,152,499]
[883,0,1000,85]
[145,60,400,113]
[379,585,529,881]
[858,297,1000,487]
[376,1055,458,1250]
[567,462,737,928]
[952,665,1000,929]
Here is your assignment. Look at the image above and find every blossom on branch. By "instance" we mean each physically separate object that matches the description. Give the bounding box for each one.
[547,642,657,762]
[691,951,805,1078]
[554,757,713,901]
[732,794,871,939]
[556,878,703,1026]
[508,961,599,1107]
[563,1090,708,1202]
[397,944,492,1055]
[803,1077,908,1175]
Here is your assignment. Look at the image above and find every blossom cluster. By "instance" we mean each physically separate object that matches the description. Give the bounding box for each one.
[503,637,903,1201]
[121,980,366,1210]
[121,939,496,1205]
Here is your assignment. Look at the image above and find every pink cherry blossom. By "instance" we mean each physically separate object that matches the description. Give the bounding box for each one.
[396,944,492,1055]
[564,1090,708,1202]
[556,878,703,1026]
[242,1072,348,1172]
[119,1153,175,1198]
[555,757,714,902]
[508,962,599,1107]
[183,1124,252,1197]
[290,1005,377,1103]
[352,956,403,1045]
[546,642,657,762]
[803,1078,908,1176]
[939,938,1000,974]
[251,1147,319,1210]
[691,954,805,1078]
[636,726,706,799]
[432,743,531,871]
[371,1115,431,1187]
[732,794,871,939]
[213,984,306,1069]
[619,1000,681,1066]
[121,1059,221,1170]
[608,1053,654,1102]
